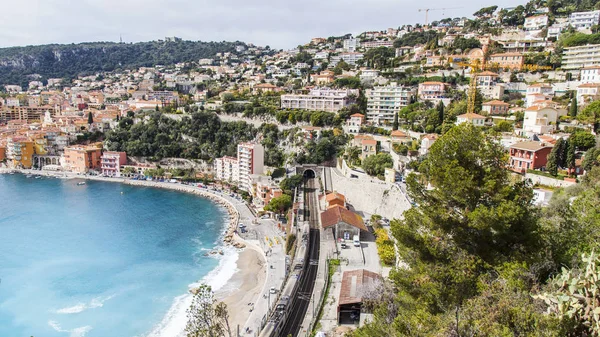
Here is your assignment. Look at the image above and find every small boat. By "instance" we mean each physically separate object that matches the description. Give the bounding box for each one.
[77,182,86,186]
[35,176,42,179]
[26,174,32,178]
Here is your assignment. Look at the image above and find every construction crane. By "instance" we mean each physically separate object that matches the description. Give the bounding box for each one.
[418,7,463,26]
[456,59,492,114]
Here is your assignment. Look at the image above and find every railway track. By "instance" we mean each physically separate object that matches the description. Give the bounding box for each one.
[278,177,320,337]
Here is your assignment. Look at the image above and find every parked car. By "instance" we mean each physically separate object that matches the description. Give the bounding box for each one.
[353,235,360,247]
[269,286,277,294]
[340,241,347,249]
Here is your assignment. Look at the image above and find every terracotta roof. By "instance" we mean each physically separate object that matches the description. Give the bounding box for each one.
[338,269,383,306]
[582,66,600,70]
[421,81,445,85]
[325,191,346,203]
[350,113,365,118]
[362,139,378,146]
[510,141,553,152]
[578,83,600,88]
[457,112,486,119]
[491,52,523,57]
[483,100,509,106]
[320,205,367,232]
[390,130,409,137]
[254,83,276,88]
[529,83,552,87]
[422,134,439,140]
[477,71,499,76]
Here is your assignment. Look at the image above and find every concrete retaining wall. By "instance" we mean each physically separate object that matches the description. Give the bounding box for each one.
[524,173,577,188]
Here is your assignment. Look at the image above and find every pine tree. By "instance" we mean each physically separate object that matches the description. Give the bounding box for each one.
[554,138,567,168]
[566,140,576,174]
[392,112,399,131]
[436,100,445,122]
[569,97,578,118]
[87,112,93,124]
[546,151,558,176]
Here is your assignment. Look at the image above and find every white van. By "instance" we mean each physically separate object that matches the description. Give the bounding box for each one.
[353,235,360,247]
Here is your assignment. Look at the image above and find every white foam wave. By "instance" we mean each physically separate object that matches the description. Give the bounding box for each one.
[55,294,116,314]
[48,320,93,337]
[146,246,240,337]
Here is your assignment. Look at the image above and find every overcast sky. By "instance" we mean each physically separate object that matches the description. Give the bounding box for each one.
[0,0,527,50]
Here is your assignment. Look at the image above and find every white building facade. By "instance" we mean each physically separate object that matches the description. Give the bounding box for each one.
[562,44,600,70]
[281,88,358,112]
[366,85,415,125]
[569,10,600,30]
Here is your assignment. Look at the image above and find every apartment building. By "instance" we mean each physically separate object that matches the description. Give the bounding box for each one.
[343,38,359,52]
[482,100,510,115]
[509,141,553,173]
[366,84,415,125]
[214,156,239,183]
[252,175,283,208]
[360,40,394,49]
[580,66,600,83]
[489,53,525,70]
[6,137,34,169]
[526,83,554,107]
[281,88,358,113]
[418,82,447,100]
[345,113,365,134]
[522,106,564,134]
[562,44,600,70]
[577,83,600,106]
[329,52,364,67]
[63,145,102,174]
[524,15,549,30]
[213,142,264,192]
[310,70,335,85]
[0,106,58,123]
[101,151,127,177]
[237,142,265,193]
[569,10,600,30]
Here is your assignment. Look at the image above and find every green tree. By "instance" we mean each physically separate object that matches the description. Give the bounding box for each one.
[185,284,232,337]
[392,112,399,131]
[264,194,292,213]
[582,147,600,171]
[553,137,568,168]
[87,112,94,124]
[547,150,559,176]
[362,153,393,177]
[566,140,576,173]
[578,100,600,132]
[569,131,597,151]
[279,174,303,195]
[569,97,578,117]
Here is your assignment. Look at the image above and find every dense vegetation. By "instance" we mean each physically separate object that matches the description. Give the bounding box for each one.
[0,39,246,86]
[353,124,600,336]
[105,111,257,161]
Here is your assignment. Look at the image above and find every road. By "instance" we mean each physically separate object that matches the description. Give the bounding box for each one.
[278,178,320,337]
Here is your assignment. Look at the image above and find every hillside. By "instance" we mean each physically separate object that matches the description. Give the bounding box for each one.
[0,39,246,86]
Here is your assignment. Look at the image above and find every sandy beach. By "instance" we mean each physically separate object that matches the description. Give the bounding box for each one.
[216,246,267,334]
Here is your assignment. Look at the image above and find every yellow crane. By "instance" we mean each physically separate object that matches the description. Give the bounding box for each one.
[456,59,491,114]
[418,7,463,26]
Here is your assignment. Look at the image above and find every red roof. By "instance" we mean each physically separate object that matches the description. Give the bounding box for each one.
[320,205,367,232]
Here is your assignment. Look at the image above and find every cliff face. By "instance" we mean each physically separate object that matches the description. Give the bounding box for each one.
[0,40,244,86]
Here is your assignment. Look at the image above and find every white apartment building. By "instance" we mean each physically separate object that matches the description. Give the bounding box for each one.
[213,142,264,192]
[569,10,600,30]
[366,84,415,125]
[580,66,600,83]
[522,106,564,134]
[314,51,329,60]
[562,44,600,70]
[548,23,565,39]
[524,15,549,31]
[237,142,265,193]
[577,83,600,105]
[456,113,486,127]
[329,52,364,67]
[343,38,359,52]
[214,156,239,183]
[345,113,365,134]
[281,88,359,112]
[526,83,554,107]
[361,40,394,49]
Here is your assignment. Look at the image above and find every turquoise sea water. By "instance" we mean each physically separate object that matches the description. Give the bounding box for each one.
[0,174,233,337]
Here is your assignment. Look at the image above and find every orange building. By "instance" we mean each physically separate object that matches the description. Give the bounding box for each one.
[489,53,525,70]
[0,145,6,162]
[7,137,34,168]
[63,145,102,173]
